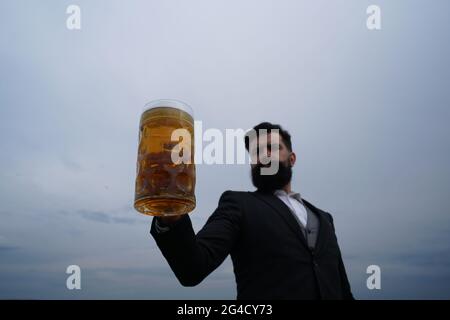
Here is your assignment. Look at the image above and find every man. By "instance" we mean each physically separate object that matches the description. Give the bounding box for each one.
[150,122,354,300]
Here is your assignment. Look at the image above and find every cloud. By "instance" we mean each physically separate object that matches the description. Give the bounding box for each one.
[0,245,20,252]
[76,209,142,225]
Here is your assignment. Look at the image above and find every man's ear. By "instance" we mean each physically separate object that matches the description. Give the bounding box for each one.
[289,152,296,167]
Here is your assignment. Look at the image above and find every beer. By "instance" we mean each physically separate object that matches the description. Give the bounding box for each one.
[134,100,196,216]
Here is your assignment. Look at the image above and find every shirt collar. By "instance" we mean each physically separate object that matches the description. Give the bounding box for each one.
[273,189,303,202]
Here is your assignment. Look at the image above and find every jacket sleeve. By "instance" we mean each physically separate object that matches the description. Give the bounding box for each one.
[150,190,243,286]
[326,212,355,300]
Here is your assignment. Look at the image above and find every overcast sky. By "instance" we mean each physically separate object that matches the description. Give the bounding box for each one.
[1,0,450,299]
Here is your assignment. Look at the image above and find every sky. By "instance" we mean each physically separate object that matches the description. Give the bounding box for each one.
[1,0,450,299]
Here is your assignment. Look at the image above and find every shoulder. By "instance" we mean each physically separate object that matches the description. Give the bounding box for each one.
[213,190,247,219]
[219,190,252,200]
[217,190,258,209]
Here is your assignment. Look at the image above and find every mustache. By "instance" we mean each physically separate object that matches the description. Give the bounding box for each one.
[255,160,290,168]
[256,163,272,168]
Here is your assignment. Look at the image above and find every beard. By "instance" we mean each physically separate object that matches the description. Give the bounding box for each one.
[251,160,292,193]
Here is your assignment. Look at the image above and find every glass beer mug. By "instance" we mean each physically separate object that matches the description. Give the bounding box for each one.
[134,99,196,216]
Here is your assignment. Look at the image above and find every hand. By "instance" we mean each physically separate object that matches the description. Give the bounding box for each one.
[158,215,183,226]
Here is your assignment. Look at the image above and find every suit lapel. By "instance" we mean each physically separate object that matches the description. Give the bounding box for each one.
[250,191,309,249]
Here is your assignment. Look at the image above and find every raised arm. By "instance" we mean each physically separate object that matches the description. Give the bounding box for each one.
[150,190,243,286]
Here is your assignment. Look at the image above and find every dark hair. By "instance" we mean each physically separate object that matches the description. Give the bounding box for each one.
[244,122,292,152]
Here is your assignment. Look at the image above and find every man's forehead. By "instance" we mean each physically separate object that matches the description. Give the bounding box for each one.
[249,132,282,148]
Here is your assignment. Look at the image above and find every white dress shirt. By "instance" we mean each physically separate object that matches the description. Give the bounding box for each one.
[273,189,308,228]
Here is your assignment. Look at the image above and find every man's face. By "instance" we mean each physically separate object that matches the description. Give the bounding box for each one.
[249,132,293,168]
[249,132,296,192]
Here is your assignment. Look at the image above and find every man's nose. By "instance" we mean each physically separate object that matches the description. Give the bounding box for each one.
[258,156,271,166]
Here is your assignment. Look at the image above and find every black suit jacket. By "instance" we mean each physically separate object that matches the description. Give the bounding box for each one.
[150,190,354,300]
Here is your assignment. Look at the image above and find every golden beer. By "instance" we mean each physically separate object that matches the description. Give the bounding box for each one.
[134,100,196,216]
